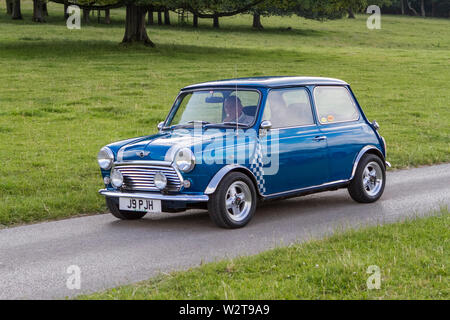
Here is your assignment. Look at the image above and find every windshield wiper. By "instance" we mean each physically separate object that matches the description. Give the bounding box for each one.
[170,120,211,129]
[204,122,249,128]
[221,122,247,127]
[186,120,211,125]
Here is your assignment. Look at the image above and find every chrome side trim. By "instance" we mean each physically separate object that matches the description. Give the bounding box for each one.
[262,179,349,199]
[350,145,384,180]
[99,189,209,202]
[205,164,256,195]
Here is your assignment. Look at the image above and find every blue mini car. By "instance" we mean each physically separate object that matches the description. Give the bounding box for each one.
[98,77,390,228]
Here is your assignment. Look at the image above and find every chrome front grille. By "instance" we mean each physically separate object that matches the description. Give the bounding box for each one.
[114,163,182,192]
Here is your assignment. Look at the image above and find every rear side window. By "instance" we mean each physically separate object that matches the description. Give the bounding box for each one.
[262,88,314,128]
[314,86,359,124]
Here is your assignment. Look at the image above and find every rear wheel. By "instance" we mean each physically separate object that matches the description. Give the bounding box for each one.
[106,197,147,220]
[348,154,386,203]
[208,172,257,228]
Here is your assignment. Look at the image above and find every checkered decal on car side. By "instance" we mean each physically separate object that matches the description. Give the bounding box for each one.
[250,141,266,194]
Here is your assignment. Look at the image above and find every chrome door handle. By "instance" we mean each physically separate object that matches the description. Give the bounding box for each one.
[313,136,327,141]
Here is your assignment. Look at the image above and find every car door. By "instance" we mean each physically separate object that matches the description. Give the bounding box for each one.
[260,87,329,195]
[313,86,367,182]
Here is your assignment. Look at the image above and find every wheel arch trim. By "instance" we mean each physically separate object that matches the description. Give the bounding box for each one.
[204,164,260,196]
[350,145,386,180]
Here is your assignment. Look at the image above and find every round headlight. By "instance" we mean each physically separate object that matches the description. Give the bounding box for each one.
[97,147,114,170]
[110,169,123,188]
[154,172,167,190]
[175,148,195,173]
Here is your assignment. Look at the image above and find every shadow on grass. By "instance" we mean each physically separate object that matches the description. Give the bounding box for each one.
[0,11,327,39]
[0,37,325,63]
[1,14,326,36]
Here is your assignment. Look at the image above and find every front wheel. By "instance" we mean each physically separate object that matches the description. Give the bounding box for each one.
[348,154,386,203]
[106,197,147,220]
[208,172,257,228]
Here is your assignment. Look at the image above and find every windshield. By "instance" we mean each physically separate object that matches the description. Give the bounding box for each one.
[165,89,260,128]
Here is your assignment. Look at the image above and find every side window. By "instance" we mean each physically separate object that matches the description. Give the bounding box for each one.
[262,88,314,129]
[314,86,359,124]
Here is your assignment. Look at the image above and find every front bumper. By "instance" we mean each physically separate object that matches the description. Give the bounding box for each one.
[98,189,209,202]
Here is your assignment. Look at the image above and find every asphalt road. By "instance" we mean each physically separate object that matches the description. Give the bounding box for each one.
[0,164,449,299]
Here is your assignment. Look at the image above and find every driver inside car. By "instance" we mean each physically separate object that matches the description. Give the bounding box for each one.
[223,96,254,125]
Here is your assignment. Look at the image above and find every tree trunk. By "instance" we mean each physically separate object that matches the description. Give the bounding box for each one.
[97,9,101,23]
[193,13,198,28]
[6,0,13,15]
[83,9,90,23]
[105,9,111,24]
[213,15,219,28]
[400,0,405,15]
[32,0,45,22]
[148,10,154,25]
[252,13,263,29]
[420,0,426,16]
[64,1,69,19]
[43,2,47,16]
[157,10,162,25]
[164,8,170,25]
[407,1,419,15]
[431,0,435,17]
[347,7,355,18]
[12,0,22,19]
[122,4,154,47]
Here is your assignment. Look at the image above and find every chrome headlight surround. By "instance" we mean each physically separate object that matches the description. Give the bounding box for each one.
[174,148,195,173]
[110,169,123,188]
[97,147,114,170]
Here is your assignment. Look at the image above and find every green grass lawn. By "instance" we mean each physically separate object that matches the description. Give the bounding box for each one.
[0,2,449,225]
[81,208,449,300]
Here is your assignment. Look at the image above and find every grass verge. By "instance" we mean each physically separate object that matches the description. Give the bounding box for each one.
[81,208,449,300]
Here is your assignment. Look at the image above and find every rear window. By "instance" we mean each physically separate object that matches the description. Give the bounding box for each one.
[314,86,359,124]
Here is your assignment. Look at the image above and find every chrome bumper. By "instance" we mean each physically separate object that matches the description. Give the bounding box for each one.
[98,189,209,202]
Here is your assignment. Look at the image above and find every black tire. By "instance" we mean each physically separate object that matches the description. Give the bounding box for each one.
[208,172,257,229]
[348,153,386,203]
[106,197,147,220]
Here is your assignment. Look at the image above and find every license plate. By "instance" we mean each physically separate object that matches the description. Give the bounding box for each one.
[119,198,161,213]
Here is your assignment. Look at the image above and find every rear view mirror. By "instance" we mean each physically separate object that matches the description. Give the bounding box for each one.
[205,96,224,103]
[157,121,164,130]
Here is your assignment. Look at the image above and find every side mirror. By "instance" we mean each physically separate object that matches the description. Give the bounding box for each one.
[371,120,380,131]
[260,120,272,130]
[157,121,164,130]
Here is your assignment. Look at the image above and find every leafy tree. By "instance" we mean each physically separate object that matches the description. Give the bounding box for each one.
[184,0,264,28]
[248,0,292,29]
[248,0,349,29]
[59,1,262,45]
